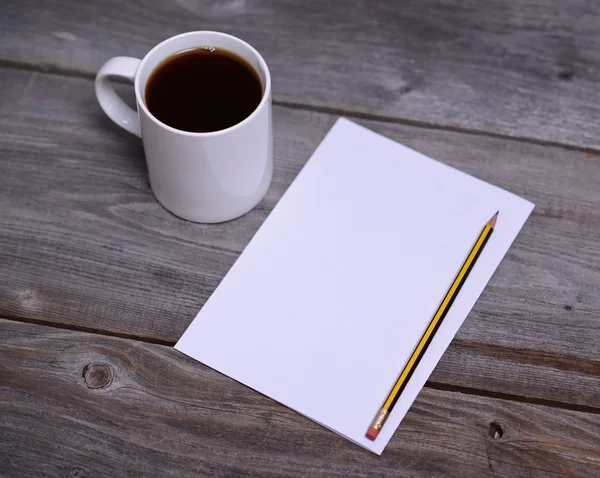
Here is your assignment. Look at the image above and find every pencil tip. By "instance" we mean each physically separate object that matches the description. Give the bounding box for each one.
[488,211,499,228]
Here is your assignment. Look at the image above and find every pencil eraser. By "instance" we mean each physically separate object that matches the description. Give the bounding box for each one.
[366,427,379,441]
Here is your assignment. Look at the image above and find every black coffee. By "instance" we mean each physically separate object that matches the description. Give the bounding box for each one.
[145,47,262,133]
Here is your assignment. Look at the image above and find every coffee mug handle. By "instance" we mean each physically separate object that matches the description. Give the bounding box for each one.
[95,57,142,137]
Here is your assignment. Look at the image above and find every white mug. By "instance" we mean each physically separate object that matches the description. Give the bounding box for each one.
[95,31,272,223]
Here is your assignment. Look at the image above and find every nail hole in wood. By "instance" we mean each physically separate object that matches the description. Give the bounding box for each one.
[558,70,573,80]
[564,305,573,311]
[82,363,113,389]
[489,421,504,439]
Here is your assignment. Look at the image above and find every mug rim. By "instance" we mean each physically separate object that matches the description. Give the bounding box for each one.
[134,31,271,138]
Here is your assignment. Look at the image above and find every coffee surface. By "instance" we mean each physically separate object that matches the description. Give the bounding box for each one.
[145,47,262,133]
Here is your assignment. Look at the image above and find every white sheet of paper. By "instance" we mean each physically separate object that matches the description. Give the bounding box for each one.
[176,118,534,455]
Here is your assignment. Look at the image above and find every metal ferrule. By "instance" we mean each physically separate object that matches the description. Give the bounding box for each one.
[369,408,390,431]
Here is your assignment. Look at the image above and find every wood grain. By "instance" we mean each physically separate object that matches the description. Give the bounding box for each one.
[1,319,599,477]
[2,0,600,149]
[1,67,599,410]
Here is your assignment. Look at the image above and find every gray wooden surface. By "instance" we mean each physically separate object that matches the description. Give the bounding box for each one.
[1,0,599,476]
[3,319,600,477]
[2,0,600,150]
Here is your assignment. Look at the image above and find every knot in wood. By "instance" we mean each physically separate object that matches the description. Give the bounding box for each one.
[489,421,504,439]
[70,467,87,477]
[82,363,113,389]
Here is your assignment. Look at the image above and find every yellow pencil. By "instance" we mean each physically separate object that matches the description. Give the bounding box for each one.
[366,211,499,441]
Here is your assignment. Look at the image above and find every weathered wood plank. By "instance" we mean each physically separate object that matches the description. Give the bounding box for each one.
[2,0,600,149]
[1,67,599,409]
[1,319,598,477]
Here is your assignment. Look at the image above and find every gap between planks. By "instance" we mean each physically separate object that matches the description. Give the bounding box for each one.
[4,311,599,416]
[2,58,600,156]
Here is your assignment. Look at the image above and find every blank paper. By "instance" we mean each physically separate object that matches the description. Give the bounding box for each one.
[176,118,534,454]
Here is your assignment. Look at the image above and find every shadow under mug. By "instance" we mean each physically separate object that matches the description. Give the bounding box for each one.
[95,31,273,223]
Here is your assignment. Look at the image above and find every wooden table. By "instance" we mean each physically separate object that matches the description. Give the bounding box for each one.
[1,1,599,476]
